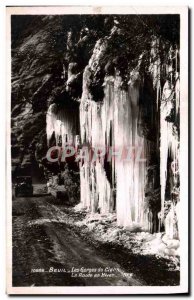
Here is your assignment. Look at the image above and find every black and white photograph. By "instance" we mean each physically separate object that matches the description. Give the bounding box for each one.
[6,6,188,295]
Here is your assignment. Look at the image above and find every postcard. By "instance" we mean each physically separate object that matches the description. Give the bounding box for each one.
[6,6,189,295]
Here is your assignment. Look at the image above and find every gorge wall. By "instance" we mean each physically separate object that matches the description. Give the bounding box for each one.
[11,15,180,236]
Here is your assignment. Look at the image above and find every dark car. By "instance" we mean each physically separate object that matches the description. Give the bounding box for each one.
[15,176,33,197]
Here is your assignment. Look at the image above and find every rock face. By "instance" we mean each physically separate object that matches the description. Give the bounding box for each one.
[11,15,180,235]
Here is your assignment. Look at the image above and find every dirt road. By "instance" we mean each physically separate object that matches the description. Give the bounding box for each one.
[12,190,143,287]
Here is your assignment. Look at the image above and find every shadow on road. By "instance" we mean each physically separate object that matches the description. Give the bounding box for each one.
[32,193,51,197]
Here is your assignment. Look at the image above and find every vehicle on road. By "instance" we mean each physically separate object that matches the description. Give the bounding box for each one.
[15,176,33,197]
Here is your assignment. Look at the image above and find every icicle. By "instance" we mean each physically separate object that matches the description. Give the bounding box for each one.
[46,103,78,147]
[46,103,57,145]
[149,37,161,110]
[80,44,148,229]
[159,48,180,230]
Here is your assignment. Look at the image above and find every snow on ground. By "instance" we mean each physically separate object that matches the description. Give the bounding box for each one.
[32,199,179,271]
[72,206,180,270]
